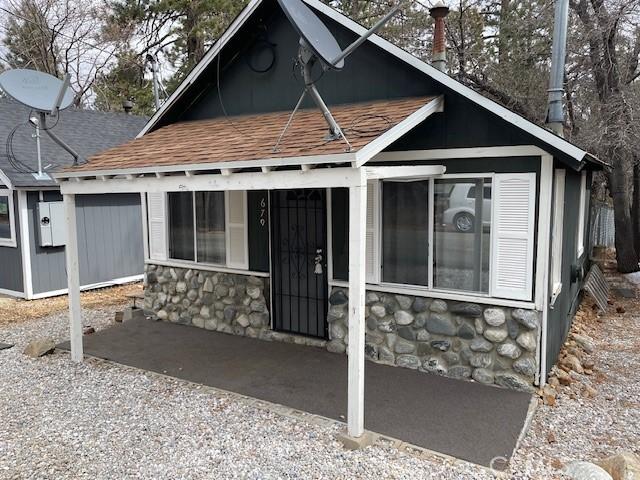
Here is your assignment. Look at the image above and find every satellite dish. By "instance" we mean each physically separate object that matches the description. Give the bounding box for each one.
[278,0,344,70]
[0,69,74,113]
[274,0,403,149]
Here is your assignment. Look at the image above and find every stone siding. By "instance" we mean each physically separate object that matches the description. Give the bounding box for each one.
[326,288,540,391]
[144,264,271,339]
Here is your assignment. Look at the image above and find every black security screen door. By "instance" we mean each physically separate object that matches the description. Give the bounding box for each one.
[271,189,328,338]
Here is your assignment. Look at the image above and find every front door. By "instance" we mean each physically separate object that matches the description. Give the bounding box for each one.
[270,189,328,338]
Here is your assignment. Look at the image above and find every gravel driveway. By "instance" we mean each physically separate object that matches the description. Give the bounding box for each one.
[1,291,638,479]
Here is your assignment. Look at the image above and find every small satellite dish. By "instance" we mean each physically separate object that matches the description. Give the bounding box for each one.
[278,0,344,70]
[274,0,403,150]
[0,69,74,113]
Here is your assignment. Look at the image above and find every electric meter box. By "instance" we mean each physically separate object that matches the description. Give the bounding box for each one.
[38,201,66,247]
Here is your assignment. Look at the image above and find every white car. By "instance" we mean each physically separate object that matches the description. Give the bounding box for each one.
[441,183,492,233]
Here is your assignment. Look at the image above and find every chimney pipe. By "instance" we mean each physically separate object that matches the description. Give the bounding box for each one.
[546,0,569,137]
[122,99,134,114]
[429,2,450,72]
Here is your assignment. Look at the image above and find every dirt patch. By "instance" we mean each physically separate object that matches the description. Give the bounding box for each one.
[0,283,142,326]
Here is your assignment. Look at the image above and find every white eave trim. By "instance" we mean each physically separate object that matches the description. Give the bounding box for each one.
[137,0,589,165]
[354,96,444,167]
[0,169,13,189]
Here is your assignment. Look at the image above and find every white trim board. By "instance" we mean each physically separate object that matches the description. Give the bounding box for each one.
[17,191,33,299]
[29,274,144,300]
[0,169,13,189]
[0,287,25,298]
[0,189,17,248]
[134,0,593,167]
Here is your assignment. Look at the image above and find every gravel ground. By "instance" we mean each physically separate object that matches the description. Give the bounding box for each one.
[1,283,638,479]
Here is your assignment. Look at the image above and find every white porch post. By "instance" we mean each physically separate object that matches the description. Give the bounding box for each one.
[63,193,83,362]
[347,173,367,438]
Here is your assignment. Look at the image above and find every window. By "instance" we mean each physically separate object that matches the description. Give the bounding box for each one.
[168,191,226,265]
[550,169,566,298]
[576,171,587,257]
[382,180,429,286]
[158,190,248,269]
[0,190,16,248]
[336,172,537,302]
[434,178,492,293]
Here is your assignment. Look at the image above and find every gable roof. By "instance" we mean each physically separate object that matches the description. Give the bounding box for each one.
[63,97,442,175]
[136,0,601,170]
[0,97,148,188]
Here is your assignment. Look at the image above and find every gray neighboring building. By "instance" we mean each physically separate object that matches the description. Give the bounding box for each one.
[0,97,147,299]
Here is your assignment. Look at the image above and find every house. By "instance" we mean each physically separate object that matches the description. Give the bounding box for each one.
[53,0,603,442]
[0,97,147,299]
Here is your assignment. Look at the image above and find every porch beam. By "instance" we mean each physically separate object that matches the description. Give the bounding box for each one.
[59,167,365,195]
[372,145,549,162]
[347,170,367,438]
[364,165,446,180]
[63,194,83,362]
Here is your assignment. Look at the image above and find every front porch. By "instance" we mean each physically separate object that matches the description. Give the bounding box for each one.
[59,316,532,467]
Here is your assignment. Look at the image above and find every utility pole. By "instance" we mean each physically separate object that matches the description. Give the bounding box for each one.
[546,0,569,137]
[147,54,161,111]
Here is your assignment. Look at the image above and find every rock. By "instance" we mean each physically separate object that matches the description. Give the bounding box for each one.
[412,297,429,313]
[394,339,416,354]
[442,351,459,365]
[484,327,508,343]
[366,316,377,330]
[377,318,396,333]
[223,306,236,322]
[395,295,413,310]
[327,340,346,354]
[583,385,597,398]
[470,353,493,369]
[199,305,211,319]
[186,289,198,301]
[422,357,447,375]
[394,310,414,326]
[365,292,379,305]
[513,356,536,377]
[246,285,261,300]
[457,322,476,340]
[83,326,95,335]
[430,340,451,352]
[450,302,482,317]
[426,313,457,336]
[204,319,217,331]
[329,290,349,305]
[176,281,187,294]
[597,452,640,480]
[378,346,395,364]
[497,342,522,359]
[448,365,472,379]
[556,369,573,386]
[516,331,537,352]
[214,284,229,298]
[370,304,386,318]
[396,354,421,369]
[413,312,428,328]
[331,323,346,340]
[484,308,506,326]
[416,330,430,342]
[365,330,384,345]
[23,338,55,358]
[416,342,432,356]
[157,310,168,320]
[472,368,495,384]
[506,317,520,339]
[236,314,250,328]
[573,334,596,354]
[396,326,416,341]
[365,343,378,360]
[562,354,584,374]
[429,299,448,313]
[564,461,613,480]
[494,372,534,391]
[470,337,494,353]
[512,309,540,330]
[192,316,205,328]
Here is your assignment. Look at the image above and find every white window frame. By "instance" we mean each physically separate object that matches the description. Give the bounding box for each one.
[358,173,496,296]
[166,190,248,270]
[0,189,17,248]
[550,169,565,303]
[576,170,587,258]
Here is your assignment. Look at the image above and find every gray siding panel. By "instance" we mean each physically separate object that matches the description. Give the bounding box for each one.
[29,192,144,295]
[0,190,23,293]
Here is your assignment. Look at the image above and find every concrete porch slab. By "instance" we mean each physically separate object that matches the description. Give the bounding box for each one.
[58,318,532,467]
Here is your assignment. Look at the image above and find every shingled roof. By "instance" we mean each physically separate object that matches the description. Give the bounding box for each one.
[0,97,147,188]
[66,97,433,173]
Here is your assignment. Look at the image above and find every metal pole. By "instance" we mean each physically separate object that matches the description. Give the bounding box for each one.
[546,0,569,137]
[34,114,42,177]
[148,54,160,111]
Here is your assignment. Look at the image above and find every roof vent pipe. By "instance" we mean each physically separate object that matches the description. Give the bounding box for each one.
[122,99,134,114]
[546,0,569,137]
[429,2,450,72]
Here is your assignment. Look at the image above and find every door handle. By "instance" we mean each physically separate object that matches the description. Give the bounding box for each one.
[314,249,323,274]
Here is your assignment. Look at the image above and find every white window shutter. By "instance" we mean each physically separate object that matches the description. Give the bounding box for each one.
[147,192,167,261]
[366,180,380,284]
[490,173,536,301]
[226,190,248,269]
